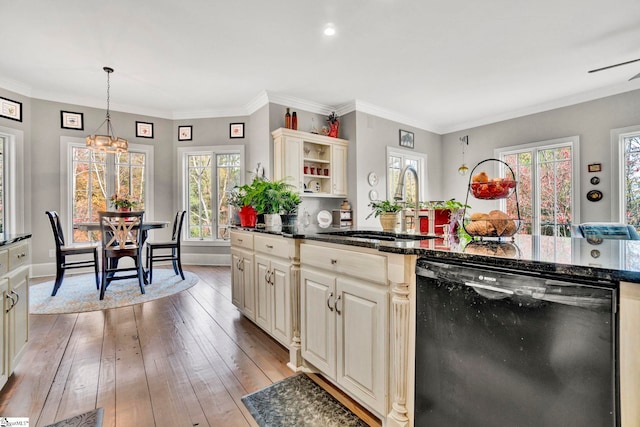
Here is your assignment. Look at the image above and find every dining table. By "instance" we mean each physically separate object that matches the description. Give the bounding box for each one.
[74,219,170,283]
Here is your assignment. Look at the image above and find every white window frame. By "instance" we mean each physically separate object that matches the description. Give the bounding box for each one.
[495,136,580,236]
[60,137,155,240]
[0,125,25,234]
[611,125,640,222]
[386,146,427,202]
[177,145,245,247]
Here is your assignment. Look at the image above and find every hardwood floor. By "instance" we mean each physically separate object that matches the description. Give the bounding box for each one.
[0,266,295,427]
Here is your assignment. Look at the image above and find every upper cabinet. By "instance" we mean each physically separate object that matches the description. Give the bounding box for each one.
[272,128,348,198]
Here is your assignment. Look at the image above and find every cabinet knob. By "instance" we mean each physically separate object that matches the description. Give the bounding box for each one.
[330,259,337,265]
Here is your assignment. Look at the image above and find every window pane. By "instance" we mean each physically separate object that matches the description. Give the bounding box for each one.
[188,154,213,239]
[505,152,532,234]
[217,153,240,240]
[115,150,146,210]
[72,147,107,242]
[625,135,640,229]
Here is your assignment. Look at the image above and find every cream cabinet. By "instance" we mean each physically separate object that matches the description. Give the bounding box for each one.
[272,128,349,198]
[230,231,301,367]
[300,242,388,415]
[254,234,297,347]
[0,238,30,391]
[230,231,255,320]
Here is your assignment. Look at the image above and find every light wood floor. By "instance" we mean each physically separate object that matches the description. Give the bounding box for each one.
[0,265,298,427]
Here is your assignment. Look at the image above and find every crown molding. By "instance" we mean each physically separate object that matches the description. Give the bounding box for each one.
[354,99,440,133]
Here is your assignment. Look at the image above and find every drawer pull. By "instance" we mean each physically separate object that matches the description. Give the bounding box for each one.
[237,238,243,243]
[334,295,342,315]
[17,252,26,259]
[330,259,337,265]
[266,244,274,249]
[5,293,15,313]
[327,292,334,311]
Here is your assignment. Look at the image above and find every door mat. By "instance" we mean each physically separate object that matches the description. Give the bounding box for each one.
[241,374,368,427]
[44,407,103,427]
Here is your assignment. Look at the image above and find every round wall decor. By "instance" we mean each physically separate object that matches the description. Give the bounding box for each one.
[586,190,603,202]
[590,176,600,185]
[367,172,379,187]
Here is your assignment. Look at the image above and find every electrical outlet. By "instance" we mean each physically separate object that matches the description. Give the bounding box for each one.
[49,249,55,258]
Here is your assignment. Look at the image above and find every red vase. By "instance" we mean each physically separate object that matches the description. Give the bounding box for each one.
[238,206,257,227]
[328,121,339,138]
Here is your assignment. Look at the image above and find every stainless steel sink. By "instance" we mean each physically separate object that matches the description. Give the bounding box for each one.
[318,230,436,242]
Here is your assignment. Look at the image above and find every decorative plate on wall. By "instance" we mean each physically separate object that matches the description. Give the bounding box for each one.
[590,176,600,185]
[367,172,379,187]
[586,190,603,202]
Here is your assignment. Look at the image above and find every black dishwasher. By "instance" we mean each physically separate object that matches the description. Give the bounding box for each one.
[415,259,618,427]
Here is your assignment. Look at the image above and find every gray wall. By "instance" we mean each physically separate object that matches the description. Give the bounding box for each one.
[353,111,443,227]
[441,88,640,223]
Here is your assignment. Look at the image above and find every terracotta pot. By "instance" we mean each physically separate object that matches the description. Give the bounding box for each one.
[238,206,257,228]
[118,207,131,212]
[379,213,398,232]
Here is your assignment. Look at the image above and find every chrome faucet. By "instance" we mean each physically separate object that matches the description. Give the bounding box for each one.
[393,165,420,233]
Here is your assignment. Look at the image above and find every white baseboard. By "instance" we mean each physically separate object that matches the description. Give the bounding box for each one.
[30,254,232,279]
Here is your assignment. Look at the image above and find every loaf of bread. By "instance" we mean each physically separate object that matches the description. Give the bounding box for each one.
[466,210,517,236]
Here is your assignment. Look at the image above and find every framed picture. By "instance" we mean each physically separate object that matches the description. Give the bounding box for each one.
[588,163,602,173]
[60,111,84,130]
[0,96,22,122]
[399,129,414,149]
[136,121,154,138]
[230,122,244,139]
[178,125,192,141]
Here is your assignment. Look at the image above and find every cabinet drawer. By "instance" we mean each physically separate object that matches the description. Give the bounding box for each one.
[0,250,8,277]
[8,242,29,271]
[230,231,254,250]
[301,243,387,285]
[254,235,292,258]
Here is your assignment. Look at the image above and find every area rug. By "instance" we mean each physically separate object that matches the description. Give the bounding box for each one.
[44,407,104,427]
[242,374,368,427]
[30,269,198,314]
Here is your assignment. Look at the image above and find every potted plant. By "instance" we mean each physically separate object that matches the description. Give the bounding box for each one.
[280,190,301,234]
[234,181,261,227]
[421,199,470,235]
[109,192,138,212]
[366,200,403,231]
[327,111,340,138]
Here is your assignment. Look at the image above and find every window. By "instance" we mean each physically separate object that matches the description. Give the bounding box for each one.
[0,126,25,234]
[386,147,426,205]
[497,136,580,237]
[62,138,153,243]
[614,128,640,229]
[178,146,244,243]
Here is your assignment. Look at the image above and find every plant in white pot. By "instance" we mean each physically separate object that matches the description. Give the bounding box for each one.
[367,200,403,232]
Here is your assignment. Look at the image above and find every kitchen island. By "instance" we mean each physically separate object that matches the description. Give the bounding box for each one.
[231,228,639,427]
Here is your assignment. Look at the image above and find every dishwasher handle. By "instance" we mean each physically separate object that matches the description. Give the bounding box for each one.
[464,281,514,295]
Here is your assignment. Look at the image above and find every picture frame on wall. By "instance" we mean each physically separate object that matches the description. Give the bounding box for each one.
[0,96,22,122]
[399,129,414,149]
[230,122,244,138]
[136,121,154,138]
[178,125,192,141]
[588,163,602,173]
[60,111,84,130]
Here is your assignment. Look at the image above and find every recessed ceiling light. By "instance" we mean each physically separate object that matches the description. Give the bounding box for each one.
[323,23,336,36]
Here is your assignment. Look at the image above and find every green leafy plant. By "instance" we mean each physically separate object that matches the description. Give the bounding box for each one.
[109,192,138,209]
[235,178,300,215]
[366,200,403,219]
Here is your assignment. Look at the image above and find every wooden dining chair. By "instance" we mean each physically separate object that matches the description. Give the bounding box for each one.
[45,211,100,296]
[98,210,146,300]
[146,210,186,284]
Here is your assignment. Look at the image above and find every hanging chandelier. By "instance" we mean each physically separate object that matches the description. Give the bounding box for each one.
[86,66,128,153]
[458,135,469,175]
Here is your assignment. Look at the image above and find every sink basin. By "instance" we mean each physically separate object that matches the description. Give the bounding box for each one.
[319,230,436,241]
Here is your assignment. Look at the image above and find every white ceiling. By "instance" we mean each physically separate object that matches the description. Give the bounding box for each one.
[2,0,640,134]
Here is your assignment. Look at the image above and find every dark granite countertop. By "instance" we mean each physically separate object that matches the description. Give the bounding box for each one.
[0,233,32,247]
[233,226,640,284]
